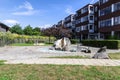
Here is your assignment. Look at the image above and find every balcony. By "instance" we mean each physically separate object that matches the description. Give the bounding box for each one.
[89,5,94,14]
[89,29,94,33]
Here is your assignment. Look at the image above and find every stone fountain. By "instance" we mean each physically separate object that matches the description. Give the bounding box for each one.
[52,37,71,51]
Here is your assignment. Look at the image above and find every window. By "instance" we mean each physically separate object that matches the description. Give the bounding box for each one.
[114,16,120,25]
[81,25,88,31]
[90,6,94,11]
[100,6,111,16]
[114,2,120,11]
[90,16,94,20]
[89,25,93,30]
[100,19,112,27]
[76,27,80,32]
[81,16,88,22]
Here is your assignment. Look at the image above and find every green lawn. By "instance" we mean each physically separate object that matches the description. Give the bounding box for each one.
[10,43,53,46]
[49,53,120,59]
[0,64,120,80]
[109,53,120,59]
[49,56,90,59]
[10,43,34,46]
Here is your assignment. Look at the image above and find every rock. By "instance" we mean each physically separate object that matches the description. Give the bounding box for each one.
[92,46,109,59]
[81,47,91,53]
[53,37,71,51]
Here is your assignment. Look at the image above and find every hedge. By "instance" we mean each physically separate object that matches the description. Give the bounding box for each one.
[81,40,120,49]
[71,39,79,44]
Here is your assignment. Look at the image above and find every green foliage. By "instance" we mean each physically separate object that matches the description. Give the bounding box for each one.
[10,43,33,46]
[10,24,41,36]
[23,25,33,35]
[0,60,6,65]
[26,39,34,44]
[81,40,120,49]
[71,39,79,44]
[10,24,23,35]
[32,27,41,35]
[0,32,56,46]
[108,35,119,40]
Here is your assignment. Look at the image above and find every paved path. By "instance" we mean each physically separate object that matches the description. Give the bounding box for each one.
[5,58,120,66]
[1,46,120,66]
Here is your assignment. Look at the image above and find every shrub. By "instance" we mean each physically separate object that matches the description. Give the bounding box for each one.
[25,39,34,44]
[0,32,56,46]
[71,39,79,44]
[81,40,120,49]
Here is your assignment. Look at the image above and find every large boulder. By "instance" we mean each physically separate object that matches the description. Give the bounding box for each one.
[92,46,109,59]
[53,37,71,51]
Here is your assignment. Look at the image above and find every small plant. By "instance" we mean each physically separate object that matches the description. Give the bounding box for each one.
[0,60,6,65]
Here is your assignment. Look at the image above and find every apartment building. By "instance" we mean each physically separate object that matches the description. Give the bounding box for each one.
[99,0,120,39]
[64,14,75,29]
[75,4,97,40]
[57,20,64,27]
[52,0,120,40]
[0,23,9,32]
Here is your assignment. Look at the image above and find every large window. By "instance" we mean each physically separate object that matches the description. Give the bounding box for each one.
[114,16,120,25]
[114,2,120,11]
[81,16,88,22]
[100,0,109,5]
[100,19,111,27]
[100,6,111,16]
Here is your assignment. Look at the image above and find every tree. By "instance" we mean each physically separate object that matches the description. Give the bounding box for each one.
[32,27,41,35]
[10,24,23,34]
[41,26,73,39]
[23,25,33,35]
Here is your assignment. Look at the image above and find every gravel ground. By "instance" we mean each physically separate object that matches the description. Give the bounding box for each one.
[0,45,120,61]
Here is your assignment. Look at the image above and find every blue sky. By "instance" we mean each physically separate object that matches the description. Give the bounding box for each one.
[0,0,98,28]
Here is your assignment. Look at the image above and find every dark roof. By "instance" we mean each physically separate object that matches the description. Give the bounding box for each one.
[0,22,9,29]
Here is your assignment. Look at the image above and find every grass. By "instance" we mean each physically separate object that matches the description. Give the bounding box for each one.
[0,60,6,65]
[0,64,120,80]
[49,56,90,59]
[109,53,120,59]
[10,43,34,46]
[10,43,53,46]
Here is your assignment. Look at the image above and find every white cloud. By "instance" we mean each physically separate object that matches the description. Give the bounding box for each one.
[39,24,52,29]
[2,19,19,27]
[65,6,74,14]
[19,1,33,10]
[12,1,38,16]
[2,19,19,24]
